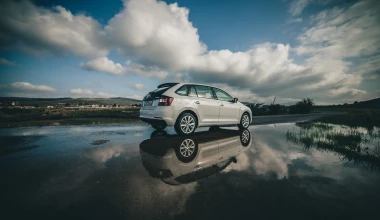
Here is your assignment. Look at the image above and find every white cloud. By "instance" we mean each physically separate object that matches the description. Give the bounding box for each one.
[106,0,206,71]
[287,17,303,23]
[69,88,93,96]
[1,0,379,104]
[11,82,56,92]
[89,145,124,163]
[97,92,117,98]
[80,57,126,75]
[133,84,144,90]
[0,58,16,66]
[126,61,168,79]
[0,0,109,57]
[102,0,329,100]
[297,0,380,58]
[352,55,380,80]
[289,0,310,16]
[293,0,380,102]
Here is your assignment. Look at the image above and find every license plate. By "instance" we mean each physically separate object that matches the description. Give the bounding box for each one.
[144,101,153,106]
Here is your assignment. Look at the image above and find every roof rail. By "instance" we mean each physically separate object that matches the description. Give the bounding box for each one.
[157,83,179,88]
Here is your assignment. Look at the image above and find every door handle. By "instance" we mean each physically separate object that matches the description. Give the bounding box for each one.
[220,104,224,106]
[194,101,200,104]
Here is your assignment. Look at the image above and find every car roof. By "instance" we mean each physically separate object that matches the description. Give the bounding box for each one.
[173,83,227,91]
[157,83,179,88]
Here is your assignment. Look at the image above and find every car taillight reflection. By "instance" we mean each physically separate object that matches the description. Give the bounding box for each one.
[158,96,174,106]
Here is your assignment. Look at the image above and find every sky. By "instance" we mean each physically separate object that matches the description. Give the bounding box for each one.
[0,0,379,104]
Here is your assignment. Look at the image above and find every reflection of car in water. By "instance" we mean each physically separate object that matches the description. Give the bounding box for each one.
[139,128,252,185]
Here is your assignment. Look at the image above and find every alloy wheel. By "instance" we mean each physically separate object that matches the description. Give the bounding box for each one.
[241,130,250,144]
[242,114,250,128]
[180,115,195,134]
[179,139,196,157]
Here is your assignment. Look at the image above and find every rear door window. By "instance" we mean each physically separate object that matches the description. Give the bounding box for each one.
[194,85,214,99]
[188,86,197,97]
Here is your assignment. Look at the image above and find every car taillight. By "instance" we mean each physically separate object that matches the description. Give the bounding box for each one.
[158,96,174,106]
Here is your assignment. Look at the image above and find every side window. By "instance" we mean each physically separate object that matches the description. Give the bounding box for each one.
[188,86,197,97]
[175,86,188,96]
[213,88,233,102]
[194,86,214,99]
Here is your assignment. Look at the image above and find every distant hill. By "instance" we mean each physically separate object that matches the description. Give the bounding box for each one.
[0,97,141,106]
[355,97,380,106]
[315,97,380,108]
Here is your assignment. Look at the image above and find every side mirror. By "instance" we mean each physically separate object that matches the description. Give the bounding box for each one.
[233,98,238,103]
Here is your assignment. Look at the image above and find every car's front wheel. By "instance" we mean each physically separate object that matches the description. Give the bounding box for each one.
[239,129,251,146]
[175,112,197,135]
[238,113,250,129]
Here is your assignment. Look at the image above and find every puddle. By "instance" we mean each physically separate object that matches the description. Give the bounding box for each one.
[0,123,379,219]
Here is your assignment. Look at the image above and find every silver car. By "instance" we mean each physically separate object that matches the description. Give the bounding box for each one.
[140,128,252,185]
[140,83,252,135]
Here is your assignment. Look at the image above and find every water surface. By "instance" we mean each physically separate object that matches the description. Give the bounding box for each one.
[1,122,379,219]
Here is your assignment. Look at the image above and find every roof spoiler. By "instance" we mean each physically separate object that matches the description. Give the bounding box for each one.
[157,83,179,88]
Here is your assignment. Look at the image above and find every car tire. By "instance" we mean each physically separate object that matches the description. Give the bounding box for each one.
[150,129,168,138]
[238,112,250,129]
[175,138,198,163]
[239,129,251,147]
[151,124,167,130]
[175,112,197,135]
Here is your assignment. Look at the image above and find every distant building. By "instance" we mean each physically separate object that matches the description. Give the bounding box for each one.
[22,106,35,109]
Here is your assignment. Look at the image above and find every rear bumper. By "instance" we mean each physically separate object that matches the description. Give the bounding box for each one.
[139,117,168,126]
[139,106,176,125]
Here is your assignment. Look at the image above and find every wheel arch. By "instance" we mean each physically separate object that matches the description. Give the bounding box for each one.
[176,109,199,127]
[241,110,251,120]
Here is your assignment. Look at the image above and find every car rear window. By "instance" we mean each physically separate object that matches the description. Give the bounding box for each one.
[175,86,188,96]
[143,87,170,101]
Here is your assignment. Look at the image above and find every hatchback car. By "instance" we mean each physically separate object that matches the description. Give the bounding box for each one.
[139,83,252,135]
[140,128,251,185]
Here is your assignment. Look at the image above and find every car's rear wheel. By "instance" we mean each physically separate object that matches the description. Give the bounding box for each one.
[238,113,250,129]
[151,124,167,130]
[175,138,198,163]
[150,129,168,138]
[175,112,197,135]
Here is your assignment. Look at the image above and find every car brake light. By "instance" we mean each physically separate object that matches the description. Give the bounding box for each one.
[158,96,174,106]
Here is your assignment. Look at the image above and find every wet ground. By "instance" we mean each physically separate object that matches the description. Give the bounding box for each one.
[1,120,379,220]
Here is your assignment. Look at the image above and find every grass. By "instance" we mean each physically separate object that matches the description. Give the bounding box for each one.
[296,121,333,130]
[312,108,380,130]
[286,122,380,172]
[0,108,140,128]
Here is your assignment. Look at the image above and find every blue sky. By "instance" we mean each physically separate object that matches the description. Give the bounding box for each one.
[0,0,379,104]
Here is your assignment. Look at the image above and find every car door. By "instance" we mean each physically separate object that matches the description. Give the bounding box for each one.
[212,87,240,124]
[194,138,219,169]
[217,135,241,162]
[188,85,221,125]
